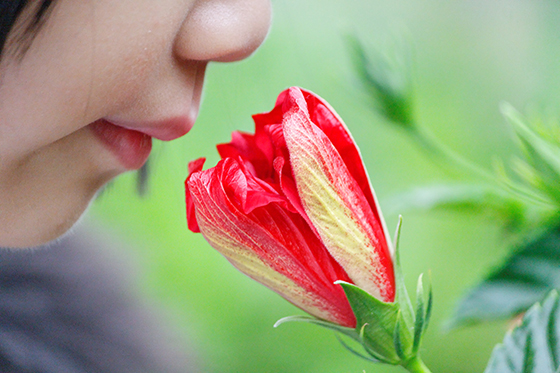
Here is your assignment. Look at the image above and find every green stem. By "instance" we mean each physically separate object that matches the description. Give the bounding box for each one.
[401,355,432,373]
[409,123,553,207]
[410,124,497,185]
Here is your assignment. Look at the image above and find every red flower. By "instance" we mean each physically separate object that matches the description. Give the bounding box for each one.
[186,87,395,328]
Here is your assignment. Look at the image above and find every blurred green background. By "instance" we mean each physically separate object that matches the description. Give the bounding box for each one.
[87,1,560,372]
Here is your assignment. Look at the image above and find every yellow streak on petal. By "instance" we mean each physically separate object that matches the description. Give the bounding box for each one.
[199,217,349,324]
[189,177,348,324]
[284,111,392,300]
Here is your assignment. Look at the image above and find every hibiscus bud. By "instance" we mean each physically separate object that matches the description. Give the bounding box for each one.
[185,87,395,328]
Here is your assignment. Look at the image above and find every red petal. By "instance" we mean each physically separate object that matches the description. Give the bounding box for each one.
[187,158,356,327]
[282,87,395,302]
[185,158,206,233]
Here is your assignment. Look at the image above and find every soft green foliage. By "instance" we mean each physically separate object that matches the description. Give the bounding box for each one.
[353,16,560,341]
[484,291,560,373]
[451,223,560,327]
[347,35,415,129]
[348,4,560,371]
[502,104,560,206]
[442,108,560,328]
[385,184,529,230]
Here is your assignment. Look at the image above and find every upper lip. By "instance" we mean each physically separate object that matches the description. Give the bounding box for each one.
[105,62,206,141]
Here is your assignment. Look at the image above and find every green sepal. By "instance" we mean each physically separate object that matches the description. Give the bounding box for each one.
[359,322,400,364]
[413,273,432,354]
[424,274,433,337]
[274,315,395,363]
[394,216,415,332]
[394,310,407,361]
[334,333,381,363]
[412,275,426,354]
[274,315,359,342]
[336,280,405,363]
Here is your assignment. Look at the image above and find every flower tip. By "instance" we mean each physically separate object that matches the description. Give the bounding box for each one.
[185,157,207,234]
[187,157,206,176]
[499,101,516,115]
[273,318,287,328]
[282,86,309,114]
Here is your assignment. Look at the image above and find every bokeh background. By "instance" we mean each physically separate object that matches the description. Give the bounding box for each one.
[86,0,560,371]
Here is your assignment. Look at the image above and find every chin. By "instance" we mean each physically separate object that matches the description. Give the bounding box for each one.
[0,172,115,249]
[0,127,130,249]
[38,205,91,250]
[1,194,94,249]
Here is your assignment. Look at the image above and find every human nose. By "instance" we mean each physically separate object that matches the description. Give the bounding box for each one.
[174,0,272,63]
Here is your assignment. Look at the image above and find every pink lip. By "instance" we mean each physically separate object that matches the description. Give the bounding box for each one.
[90,119,152,170]
[91,63,205,169]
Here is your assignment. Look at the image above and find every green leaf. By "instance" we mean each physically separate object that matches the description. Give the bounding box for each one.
[450,223,560,327]
[484,291,560,373]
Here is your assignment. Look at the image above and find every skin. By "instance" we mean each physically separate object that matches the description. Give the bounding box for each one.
[0,0,272,248]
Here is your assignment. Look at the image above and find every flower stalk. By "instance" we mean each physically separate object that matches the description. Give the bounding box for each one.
[401,356,432,373]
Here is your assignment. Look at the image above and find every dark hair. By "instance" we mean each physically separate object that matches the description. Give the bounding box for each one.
[0,0,55,58]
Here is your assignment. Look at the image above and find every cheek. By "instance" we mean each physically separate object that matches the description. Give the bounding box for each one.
[0,26,109,160]
[0,54,95,159]
[0,18,167,159]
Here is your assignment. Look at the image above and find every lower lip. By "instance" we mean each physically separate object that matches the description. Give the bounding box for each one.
[90,119,152,170]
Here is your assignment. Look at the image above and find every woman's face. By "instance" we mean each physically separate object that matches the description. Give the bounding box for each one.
[0,0,271,247]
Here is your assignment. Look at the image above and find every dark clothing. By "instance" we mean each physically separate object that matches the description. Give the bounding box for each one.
[0,223,194,373]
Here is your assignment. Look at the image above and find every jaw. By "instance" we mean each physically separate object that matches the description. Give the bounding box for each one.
[0,127,121,248]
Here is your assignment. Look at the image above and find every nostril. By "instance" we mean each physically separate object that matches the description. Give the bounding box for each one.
[174,0,272,63]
